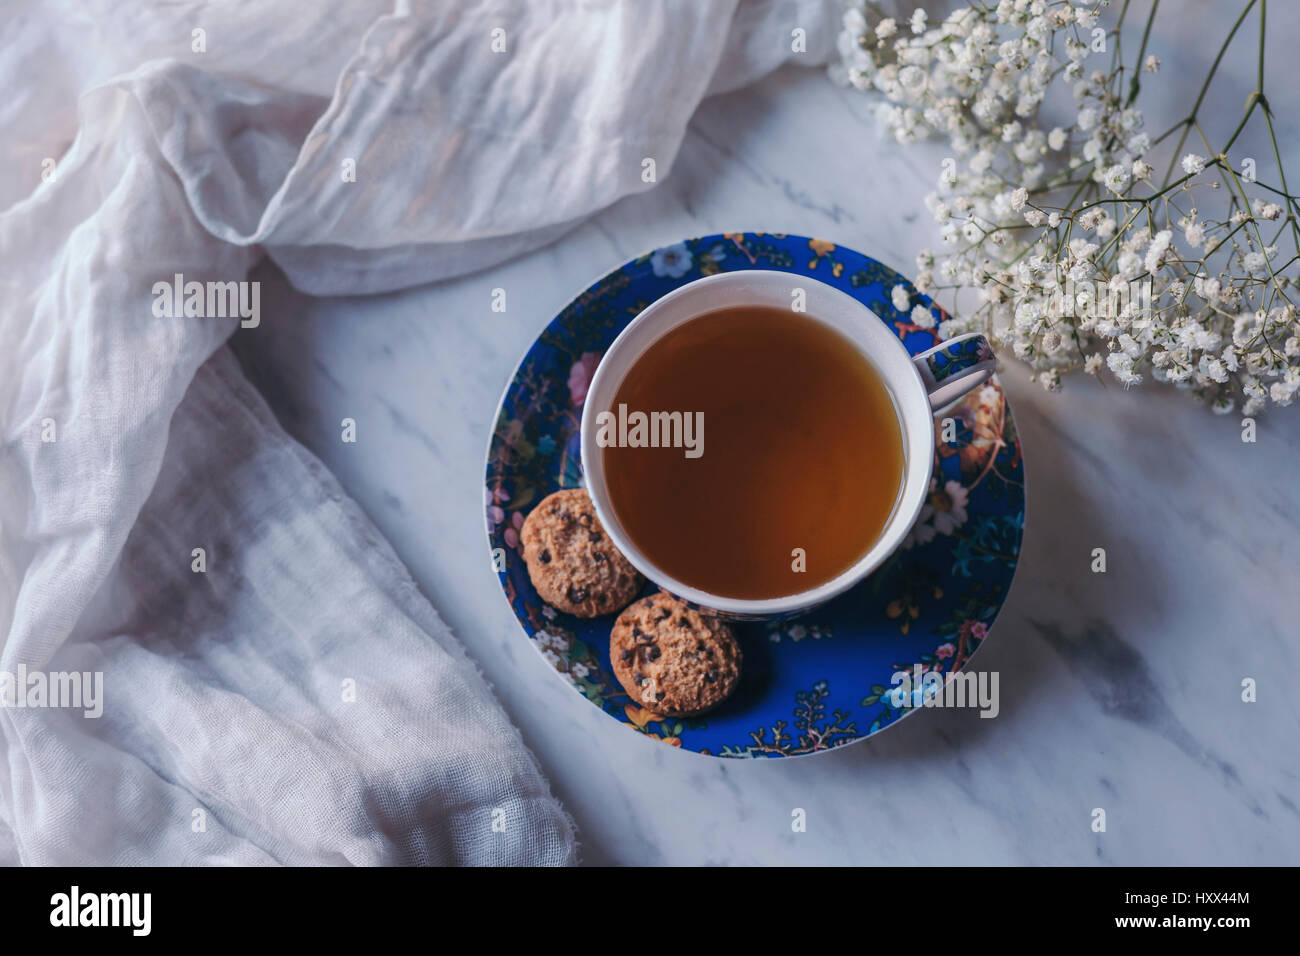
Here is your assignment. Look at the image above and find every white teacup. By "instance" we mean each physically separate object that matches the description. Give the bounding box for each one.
[580,271,995,619]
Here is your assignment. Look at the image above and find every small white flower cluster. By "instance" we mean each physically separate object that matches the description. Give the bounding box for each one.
[831,0,1299,413]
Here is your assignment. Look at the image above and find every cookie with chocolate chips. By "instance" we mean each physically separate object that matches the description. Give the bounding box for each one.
[610,593,742,717]
[520,488,643,617]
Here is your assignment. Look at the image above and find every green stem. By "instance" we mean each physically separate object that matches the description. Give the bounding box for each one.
[1126,0,1160,106]
[1161,0,1259,188]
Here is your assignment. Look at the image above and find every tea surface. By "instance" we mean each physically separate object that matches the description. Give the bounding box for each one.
[602,306,905,599]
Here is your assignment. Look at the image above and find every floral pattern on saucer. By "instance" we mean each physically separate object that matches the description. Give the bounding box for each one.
[926,335,996,382]
[485,233,1025,757]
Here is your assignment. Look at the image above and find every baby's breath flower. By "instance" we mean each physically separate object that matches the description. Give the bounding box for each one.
[1145,229,1173,274]
[1107,352,1142,386]
[1102,164,1130,195]
[1199,355,1229,383]
[831,0,1298,411]
[1194,275,1221,301]
[1251,198,1282,220]
[892,284,911,312]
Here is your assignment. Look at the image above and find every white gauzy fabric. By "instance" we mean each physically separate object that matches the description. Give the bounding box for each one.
[0,0,834,864]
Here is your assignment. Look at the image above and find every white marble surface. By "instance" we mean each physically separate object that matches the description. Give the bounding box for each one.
[231,14,1300,865]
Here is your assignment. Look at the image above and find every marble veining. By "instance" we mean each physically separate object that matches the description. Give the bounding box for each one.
[231,12,1300,864]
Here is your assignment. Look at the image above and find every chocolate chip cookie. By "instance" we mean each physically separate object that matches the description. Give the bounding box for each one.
[520,488,643,617]
[610,593,742,717]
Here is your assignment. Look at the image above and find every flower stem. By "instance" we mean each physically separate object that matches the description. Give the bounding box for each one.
[1161,0,1259,188]
[1126,0,1161,106]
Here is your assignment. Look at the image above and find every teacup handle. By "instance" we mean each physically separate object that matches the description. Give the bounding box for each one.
[912,333,997,413]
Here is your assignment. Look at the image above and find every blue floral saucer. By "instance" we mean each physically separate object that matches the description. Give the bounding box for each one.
[485,233,1025,757]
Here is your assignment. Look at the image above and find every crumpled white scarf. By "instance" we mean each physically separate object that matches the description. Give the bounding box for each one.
[0,0,832,864]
